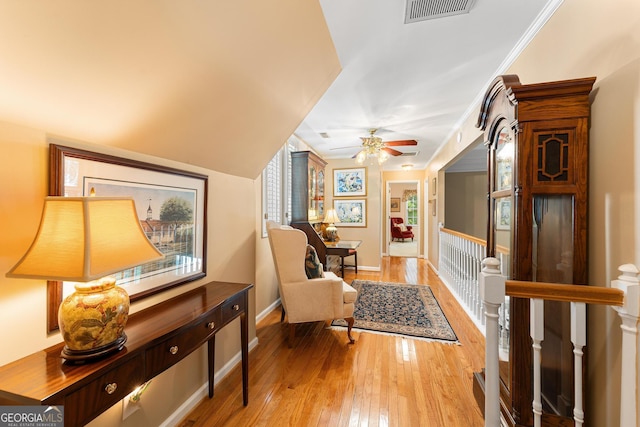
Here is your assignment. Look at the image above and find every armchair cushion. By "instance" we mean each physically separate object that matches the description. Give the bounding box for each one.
[305,244,324,279]
[342,281,358,304]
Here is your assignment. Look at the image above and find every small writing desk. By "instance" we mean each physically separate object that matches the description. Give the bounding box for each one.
[325,240,361,277]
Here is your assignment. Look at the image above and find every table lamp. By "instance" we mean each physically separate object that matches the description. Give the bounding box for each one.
[324,209,340,242]
[7,196,164,361]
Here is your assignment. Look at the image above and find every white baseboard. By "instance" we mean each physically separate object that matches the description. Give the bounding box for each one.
[357,265,381,272]
[257,298,281,323]
[160,336,259,427]
[427,259,438,274]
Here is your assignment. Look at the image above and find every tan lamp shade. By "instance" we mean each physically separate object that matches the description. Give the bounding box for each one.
[7,196,164,281]
[324,208,340,242]
[324,209,340,225]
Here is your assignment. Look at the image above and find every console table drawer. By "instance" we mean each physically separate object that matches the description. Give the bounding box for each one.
[65,355,144,426]
[222,293,245,324]
[146,309,221,378]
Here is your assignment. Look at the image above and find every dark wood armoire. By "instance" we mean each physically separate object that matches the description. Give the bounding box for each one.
[290,151,329,266]
[473,74,596,427]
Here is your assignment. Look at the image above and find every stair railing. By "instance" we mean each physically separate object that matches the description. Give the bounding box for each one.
[438,227,487,330]
[439,227,512,332]
[480,257,634,427]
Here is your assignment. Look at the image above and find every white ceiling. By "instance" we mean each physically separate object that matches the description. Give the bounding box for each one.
[0,1,560,178]
[295,0,560,171]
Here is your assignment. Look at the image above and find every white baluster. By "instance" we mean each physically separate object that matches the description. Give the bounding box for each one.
[461,238,467,304]
[530,298,544,427]
[455,235,461,294]
[571,302,586,426]
[479,257,504,427]
[472,241,480,321]
[612,264,640,427]
[464,240,473,311]
[478,243,485,325]
[476,242,484,322]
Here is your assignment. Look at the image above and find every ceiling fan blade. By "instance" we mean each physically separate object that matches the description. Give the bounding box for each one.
[384,139,418,146]
[383,147,403,156]
[330,145,361,150]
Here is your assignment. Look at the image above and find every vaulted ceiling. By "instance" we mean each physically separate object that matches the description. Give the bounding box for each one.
[0,0,339,179]
[0,0,559,178]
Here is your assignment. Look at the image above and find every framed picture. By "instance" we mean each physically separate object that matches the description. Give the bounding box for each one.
[390,197,401,212]
[47,144,208,332]
[333,167,366,197]
[495,197,511,230]
[334,199,366,227]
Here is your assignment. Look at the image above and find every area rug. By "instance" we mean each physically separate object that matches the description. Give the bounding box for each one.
[389,240,419,257]
[332,280,458,343]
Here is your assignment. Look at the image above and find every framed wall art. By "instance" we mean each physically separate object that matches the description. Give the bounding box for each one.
[47,144,208,331]
[333,167,366,197]
[495,197,511,230]
[390,197,401,212]
[334,199,366,227]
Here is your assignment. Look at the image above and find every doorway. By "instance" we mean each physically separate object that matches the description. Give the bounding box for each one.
[387,180,419,257]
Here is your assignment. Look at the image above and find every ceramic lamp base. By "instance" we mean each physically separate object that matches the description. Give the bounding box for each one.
[61,333,127,362]
[58,277,130,362]
[326,225,339,242]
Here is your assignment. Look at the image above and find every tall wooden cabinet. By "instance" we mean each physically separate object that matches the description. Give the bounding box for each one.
[290,151,329,266]
[474,75,596,427]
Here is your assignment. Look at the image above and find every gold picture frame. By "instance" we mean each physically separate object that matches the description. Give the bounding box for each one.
[390,197,401,212]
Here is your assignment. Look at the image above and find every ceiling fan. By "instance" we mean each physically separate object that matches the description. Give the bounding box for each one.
[352,129,417,164]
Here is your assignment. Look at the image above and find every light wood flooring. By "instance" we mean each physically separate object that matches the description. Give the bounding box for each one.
[179,257,486,426]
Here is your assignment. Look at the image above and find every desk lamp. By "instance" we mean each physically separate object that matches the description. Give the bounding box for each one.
[7,196,164,361]
[324,209,340,242]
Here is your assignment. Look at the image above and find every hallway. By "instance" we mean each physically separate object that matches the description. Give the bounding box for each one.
[180,257,485,426]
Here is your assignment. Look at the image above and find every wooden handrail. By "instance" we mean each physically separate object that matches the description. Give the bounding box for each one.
[440,227,487,246]
[439,227,511,256]
[495,245,509,255]
[506,280,624,306]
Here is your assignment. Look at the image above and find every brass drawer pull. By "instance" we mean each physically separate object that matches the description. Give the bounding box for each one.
[169,345,179,355]
[105,383,118,395]
[232,304,240,311]
[207,321,215,329]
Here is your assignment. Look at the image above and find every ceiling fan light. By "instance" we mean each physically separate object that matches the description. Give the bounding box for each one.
[378,150,389,164]
[356,150,367,164]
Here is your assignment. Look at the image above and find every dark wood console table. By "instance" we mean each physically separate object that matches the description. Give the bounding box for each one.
[0,281,252,426]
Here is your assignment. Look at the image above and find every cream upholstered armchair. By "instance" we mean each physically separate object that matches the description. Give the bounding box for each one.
[266,221,357,347]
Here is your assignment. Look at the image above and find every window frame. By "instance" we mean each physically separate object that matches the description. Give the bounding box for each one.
[261,139,296,237]
[405,193,418,226]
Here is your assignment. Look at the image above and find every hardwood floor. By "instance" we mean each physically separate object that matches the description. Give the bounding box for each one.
[179,257,486,426]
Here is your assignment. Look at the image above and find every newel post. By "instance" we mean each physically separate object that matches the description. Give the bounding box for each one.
[612,264,640,427]
[479,257,505,427]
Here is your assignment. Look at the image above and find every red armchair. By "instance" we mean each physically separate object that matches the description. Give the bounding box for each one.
[391,217,414,241]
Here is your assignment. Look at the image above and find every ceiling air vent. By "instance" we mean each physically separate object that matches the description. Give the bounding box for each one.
[399,151,418,157]
[405,0,475,24]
